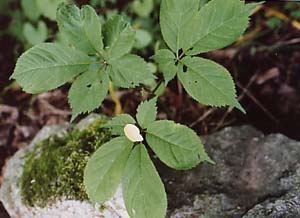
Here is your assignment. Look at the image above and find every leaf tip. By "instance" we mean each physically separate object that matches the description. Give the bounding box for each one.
[205,156,215,165]
[70,112,79,123]
[235,101,246,114]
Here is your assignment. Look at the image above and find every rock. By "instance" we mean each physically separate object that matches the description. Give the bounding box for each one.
[242,165,300,218]
[169,193,244,218]
[3,122,300,218]
[166,125,300,218]
[0,114,129,218]
[242,197,300,218]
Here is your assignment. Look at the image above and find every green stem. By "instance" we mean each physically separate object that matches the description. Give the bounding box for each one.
[151,79,164,94]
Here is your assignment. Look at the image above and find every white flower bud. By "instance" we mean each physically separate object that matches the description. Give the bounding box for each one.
[124,124,143,142]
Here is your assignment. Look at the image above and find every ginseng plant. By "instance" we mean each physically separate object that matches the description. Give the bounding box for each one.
[10,0,259,217]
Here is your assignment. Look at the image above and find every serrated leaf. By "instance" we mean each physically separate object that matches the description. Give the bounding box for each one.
[178,56,244,112]
[244,1,264,14]
[146,120,209,170]
[102,114,136,135]
[187,0,252,55]
[36,0,65,21]
[136,98,157,129]
[68,69,109,121]
[84,137,133,203]
[107,54,154,88]
[21,0,41,21]
[11,43,92,94]
[57,3,103,54]
[123,144,167,218]
[103,15,135,60]
[160,0,201,53]
[23,21,48,46]
[151,49,177,84]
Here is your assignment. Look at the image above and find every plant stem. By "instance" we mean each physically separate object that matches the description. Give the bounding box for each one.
[152,79,164,94]
[178,51,185,60]
[108,81,122,115]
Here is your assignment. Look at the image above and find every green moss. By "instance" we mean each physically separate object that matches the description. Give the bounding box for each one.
[18,117,112,207]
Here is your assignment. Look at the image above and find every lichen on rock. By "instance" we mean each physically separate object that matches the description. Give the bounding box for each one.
[18,116,112,207]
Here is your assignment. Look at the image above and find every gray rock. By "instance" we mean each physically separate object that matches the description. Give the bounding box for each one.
[242,166,300,218]
[170,193,244,218]
[167,125,300,218]
[243,197,300,218]
[0,114,129,218]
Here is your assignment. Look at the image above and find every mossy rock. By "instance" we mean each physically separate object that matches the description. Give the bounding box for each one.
[19,115,111,207]
[0,114,129,218]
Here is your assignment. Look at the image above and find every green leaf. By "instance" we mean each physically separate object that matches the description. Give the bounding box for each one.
[0,0,12,14]
[11,43,92,94]
[68,69,109,121]
[102,114,136,135]
[7,11,25,42]
[103,15,135,60]
[23,21,48,46]
[21,0,41,21]
[266,17,282,29]
[146,120,210,170]
[151,49,177,84]
[132,0,154,17]
[123,144,167,218]
[134,29,152,49]
[178,56,244,112]
[160,0,201,53]
[199,0,209,8]
[57,3,103,54]
[107,54,154,88]
[136,97,157,129]
[36,0,65,21]
[84,137,133,203]
[244,2,264,14]
[187,0,252,55]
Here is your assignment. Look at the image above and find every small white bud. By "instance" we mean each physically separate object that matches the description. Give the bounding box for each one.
[124,124,143,142]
